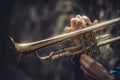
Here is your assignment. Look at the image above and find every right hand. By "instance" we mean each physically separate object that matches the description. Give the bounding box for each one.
[64,15,98,44]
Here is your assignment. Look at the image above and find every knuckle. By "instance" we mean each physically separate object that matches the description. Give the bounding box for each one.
[76,15,81,18]
[82,15,89,19]
[77,19,82,24]
[71,18,77,22]
[82,15,91,24]
[78,19,86,26]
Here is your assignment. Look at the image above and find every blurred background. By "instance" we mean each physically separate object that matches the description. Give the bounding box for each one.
[0,0,120,80]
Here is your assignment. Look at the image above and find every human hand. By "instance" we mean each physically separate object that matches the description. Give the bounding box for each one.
[80,54,114,80]
[64,15,98,44]
[64,15,114,80]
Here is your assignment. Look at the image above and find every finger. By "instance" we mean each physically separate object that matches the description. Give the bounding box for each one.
[80,65,93,80]
[80,65,98,80]
[80,54,101,75]
[80,54,96,65]
[96,61,107,70]
[76,15,86,28]
[80,55,96,73]
[82,15,92,25]
[93,20,98,25]
[76,15,83,20]
[80,56,89,68]
[81,55,103,73]
[80,54,110,79]
[84,75,96,80]
[70,18,81,44]
[70,18,79,31]
[92,20,99,33]
[77,19,86,29]
[84,71,98,80]
[64,26,72,33]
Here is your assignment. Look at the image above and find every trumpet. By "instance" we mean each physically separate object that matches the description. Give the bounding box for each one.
[10,18,120,63]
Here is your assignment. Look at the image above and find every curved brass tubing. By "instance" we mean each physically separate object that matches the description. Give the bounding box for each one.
[10,18,120,63]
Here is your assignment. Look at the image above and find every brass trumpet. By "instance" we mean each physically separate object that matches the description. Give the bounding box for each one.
[10,18,120,63]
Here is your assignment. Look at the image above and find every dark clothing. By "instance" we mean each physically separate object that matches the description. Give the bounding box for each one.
[109,65,120,80]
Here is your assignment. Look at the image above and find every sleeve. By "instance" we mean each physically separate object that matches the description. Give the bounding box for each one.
[71,55,87,80]
[109,64,120,80]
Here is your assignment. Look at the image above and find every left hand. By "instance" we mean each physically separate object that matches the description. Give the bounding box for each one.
[80,54,114,80]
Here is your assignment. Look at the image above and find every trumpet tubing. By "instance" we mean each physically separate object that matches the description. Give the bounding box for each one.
[10,18,120,62]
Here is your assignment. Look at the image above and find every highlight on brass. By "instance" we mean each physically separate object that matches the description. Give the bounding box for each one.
[10,18,120,63]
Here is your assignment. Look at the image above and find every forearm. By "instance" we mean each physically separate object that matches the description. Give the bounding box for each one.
[72,55,115,80]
